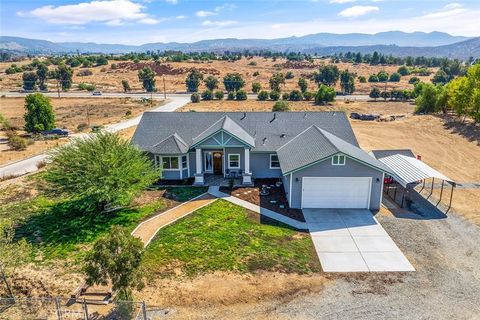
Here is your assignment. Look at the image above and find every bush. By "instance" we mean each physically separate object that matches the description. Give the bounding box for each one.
[248,61,257,66]
[252,82,262,93]
[389,72,401,82]
[235,89,247,100]
[7,135,27,151]
[380,91,391,101]
[204,75,218,91]
[78,83,96,91]
[253,71,260,77]
[285,71,294,79]
[201,89,213,100]
[272,100,290,112]
[257,90,269,101]
[369,88,381,101]
[269,91,280,101]
[24,93,55,133]
[358,76,367,83]
[303,91,314,101]
[227,91,235,100]
[281,92,289,100]
[77,123,89,131]
[214,90,224,100]
[397,65,410,76]
[377,71,389,82]
[190,93,200,103]
[186,70,204,92]
[314,85,336,105]
[298,77,308,93]
[77,69,93,76]
[224,73,245,92]
[368,74,379,82]
[409,76,420,84]
[289,90,303,101]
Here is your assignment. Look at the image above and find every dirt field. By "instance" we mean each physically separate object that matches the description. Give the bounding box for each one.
[0,57,434,94]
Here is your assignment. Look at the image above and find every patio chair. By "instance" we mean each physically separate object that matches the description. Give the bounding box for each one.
[225,169,231,178]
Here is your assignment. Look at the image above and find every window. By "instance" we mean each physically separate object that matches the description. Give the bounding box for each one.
[162,156,179,169]
[332,155,346,166]
[228,154,240,169]
[182,155,187,169]
[270,154,280,169]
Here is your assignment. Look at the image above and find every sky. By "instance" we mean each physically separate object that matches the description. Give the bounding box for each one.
[1,0,479,45]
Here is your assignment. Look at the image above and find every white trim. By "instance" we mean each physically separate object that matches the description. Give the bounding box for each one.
[222,147,225,177]
[300,177,372,209]
[289,173,293,206]
[244,148,250,174]
[269,154,281,169]
[187,153,191,177]
[195,148,202,174]
[161,156,180,171]
[228,153,240,169]
[379,172,385,205]
[203,150,213,173]
[331,154,346,166]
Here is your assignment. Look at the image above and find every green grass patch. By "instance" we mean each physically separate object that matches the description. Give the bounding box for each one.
[142,199,321,276]
[165,187,207,202]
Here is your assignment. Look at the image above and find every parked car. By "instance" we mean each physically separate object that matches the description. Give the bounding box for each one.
[350,112,361,120]
[41,128,69,136]
[92,91,102,96]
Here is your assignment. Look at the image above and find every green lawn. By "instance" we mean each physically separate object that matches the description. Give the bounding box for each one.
[142,199,321,276]
[1,186,207,263]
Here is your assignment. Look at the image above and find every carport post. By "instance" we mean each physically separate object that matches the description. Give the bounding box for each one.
[429,178,435,198]
[401,193,405,208]
[447,183,454,212]
[437,180,445,206]
[393,184,397,201]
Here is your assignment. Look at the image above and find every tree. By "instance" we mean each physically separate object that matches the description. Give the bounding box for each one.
[24,93,55,133]
[389,72,401,82]
[22,72,38,91]
[201,89,213,100]
[214,90,224,100]
[190,93,200,103]
[235,89,247,100]
[380,91,391,101]
[371,51,380,65]
[56,63,73,91]
[257,90,269,101]
[138,67,156,92]
[398,65,410,76]
[314,65,339,87]
[314,85,336,105]
[227,91,235,100]
[269,73,285,92]
[369,88,381,101]
[96,56,108,66]
[358,76,366,83]
[36,62,48,91]
[303,91,314,101]
[298,77,308,93]
[252,82,262,93]
[409,76,420,85]
[289,90,303,101]
[121,79,131,93]
[415,83,444,113]
[377,71,389,82]
[340,70,355,94]
[223,73,245,92]
[447,63,480,122]
[269,91,280,101]
[84,226,144,298]
[368,74,379,82]
[43,132,159,212]
[272,100,290,112]
[204,75,218,91]
[285,71,294,79]
[432,70,449,85]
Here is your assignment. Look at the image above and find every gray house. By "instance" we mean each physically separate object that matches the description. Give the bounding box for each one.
[132,112,391,210]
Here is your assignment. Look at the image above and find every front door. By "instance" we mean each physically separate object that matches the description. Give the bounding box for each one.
[213,152,223,175]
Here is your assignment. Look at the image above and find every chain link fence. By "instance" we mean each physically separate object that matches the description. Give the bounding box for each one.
[0,297,164,320]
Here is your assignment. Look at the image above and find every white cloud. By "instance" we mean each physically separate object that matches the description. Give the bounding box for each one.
[165,0,178,4]
[214,3,237,12]
[330,0,356,4]
[176,15,187,19]
[339,5,379,17]
[422,2,466,19]
[196,10,217,18]
[201,20,237,27]
[19,0,159,25]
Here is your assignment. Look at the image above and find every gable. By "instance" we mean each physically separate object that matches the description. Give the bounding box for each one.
[196,130,250,147]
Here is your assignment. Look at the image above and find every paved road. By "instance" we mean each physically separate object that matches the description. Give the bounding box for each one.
[0,96,190,178]
[0,91,371,101]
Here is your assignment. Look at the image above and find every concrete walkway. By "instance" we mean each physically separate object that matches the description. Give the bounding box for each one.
[207,186,307,230]
[303,209,415,272]
[131,193,216,246]
[0,97,189,178]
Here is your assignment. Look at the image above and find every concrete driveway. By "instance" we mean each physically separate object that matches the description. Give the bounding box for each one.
[303,209,415,272]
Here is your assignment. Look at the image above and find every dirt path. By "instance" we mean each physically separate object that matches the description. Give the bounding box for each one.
[131,193,216,246]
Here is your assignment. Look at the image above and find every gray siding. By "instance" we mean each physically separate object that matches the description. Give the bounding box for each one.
[250,152,282,178]
[188,152,196,176]
[289,156,383,210]
[224,147,245,173]
[281,174,291,205]
[162,170,181,180]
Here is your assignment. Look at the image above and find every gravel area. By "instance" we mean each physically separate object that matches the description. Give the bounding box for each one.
[269,205,480,319]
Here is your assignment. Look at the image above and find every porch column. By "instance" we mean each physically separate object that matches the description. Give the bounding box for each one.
[244,148,250,173]
[194,148,204,185]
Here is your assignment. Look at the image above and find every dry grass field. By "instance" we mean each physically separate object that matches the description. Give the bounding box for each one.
[0,57,434,94]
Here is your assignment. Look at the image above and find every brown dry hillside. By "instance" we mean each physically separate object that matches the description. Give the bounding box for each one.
[0,57,435,94]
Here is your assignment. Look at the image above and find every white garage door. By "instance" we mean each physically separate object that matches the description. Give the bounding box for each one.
[302,177,371,209]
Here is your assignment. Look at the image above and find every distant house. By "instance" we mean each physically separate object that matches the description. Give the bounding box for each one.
[132,112,391,210]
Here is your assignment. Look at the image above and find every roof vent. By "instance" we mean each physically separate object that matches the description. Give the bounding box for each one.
[240,112,246,120]
[280,133,286,138]
[262,137,267,145]
[253,130,257,136]
[270,113,277,123]
[303,113,307,119]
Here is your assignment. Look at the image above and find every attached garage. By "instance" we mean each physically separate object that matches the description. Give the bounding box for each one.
[301,177,372,209]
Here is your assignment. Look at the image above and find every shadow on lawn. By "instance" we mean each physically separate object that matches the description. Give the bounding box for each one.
[439,114,480,146]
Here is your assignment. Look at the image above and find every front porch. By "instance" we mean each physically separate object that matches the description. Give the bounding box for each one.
[203,174,251,187]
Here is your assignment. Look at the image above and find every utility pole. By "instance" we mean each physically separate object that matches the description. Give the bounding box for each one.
[57,80,61,98]
[163,76,167,100]
[86,105,90,127]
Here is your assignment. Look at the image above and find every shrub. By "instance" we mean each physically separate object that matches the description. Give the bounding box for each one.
[248,61,257,66]
[377,71,389,82]
[257,90,269,101]
[78,83,96,91]
[77,69,93,76]
[298,77,308,93]
[201,89,213,100]
[7,135,27,151]
[253,71,260,77]
[214,90,224,100]
[368,74,379,82]
[111,63,118,70]
[204,75,218,91]
[77,123,89,131]
[235,89,247,100]
[272,100,290,112]
[397,65,410,76]
[186,70,204,92]
[24,93,55,133]
[285,71,294,79]
[358,76,367,83]
[252,82,262,93]
[269,91,280,101]
[288,90,303,101]
[282,92,289,100]
[409,76,420,84]
[369,88,381,101]
[303,91,314,101]
[223,73,245,92]
[190,93,200,103]
[389,72,401,82]
[380,91,391,101]
[314,85,336,105]
[125,110,132,117]
[227,91,235,100]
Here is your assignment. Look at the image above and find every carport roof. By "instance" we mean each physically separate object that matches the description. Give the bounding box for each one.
[377,154,454,187]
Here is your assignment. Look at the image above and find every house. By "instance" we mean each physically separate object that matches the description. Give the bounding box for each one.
[132,112,391,210]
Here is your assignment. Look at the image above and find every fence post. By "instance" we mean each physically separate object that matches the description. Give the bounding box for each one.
[54,297,62,320]
[142,301,148,320]
[83,298,89,320]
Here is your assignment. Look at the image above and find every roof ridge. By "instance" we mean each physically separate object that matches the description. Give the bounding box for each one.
[191,115,227,141]
[172,133,188,149]
[314,126,342,153]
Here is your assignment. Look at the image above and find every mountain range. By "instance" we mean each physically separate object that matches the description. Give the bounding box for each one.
[1,32,479,59]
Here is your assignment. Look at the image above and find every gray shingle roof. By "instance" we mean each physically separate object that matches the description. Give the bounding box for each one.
[276,126,392,174]
[132,112,358,153]
[191,115,255,147]
[150,133,189,154]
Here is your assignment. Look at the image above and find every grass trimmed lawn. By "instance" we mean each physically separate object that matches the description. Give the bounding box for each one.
[142,199,321,276]
[1,186,207,263]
